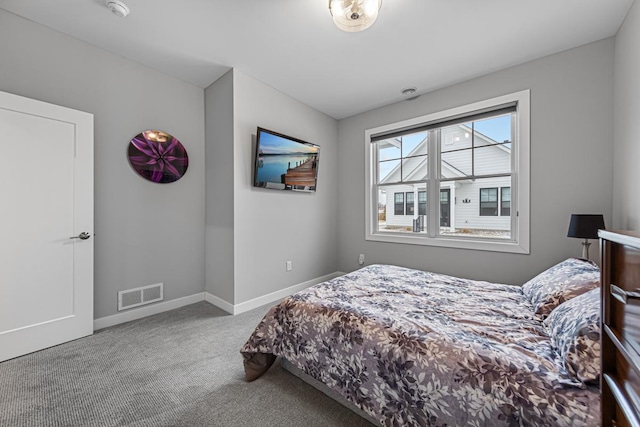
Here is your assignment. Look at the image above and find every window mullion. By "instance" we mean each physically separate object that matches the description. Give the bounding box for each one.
[427,129,440,237]
[399,136,403,182]
[471,122,475,177]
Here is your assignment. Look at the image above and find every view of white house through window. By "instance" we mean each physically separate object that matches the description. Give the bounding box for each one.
[366,90,530,253]
[376,113,513,238]
[378,130,429,232]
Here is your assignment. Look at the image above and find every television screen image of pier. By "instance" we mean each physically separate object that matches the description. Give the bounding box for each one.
[282,156,318,187]
[256,153,318,188]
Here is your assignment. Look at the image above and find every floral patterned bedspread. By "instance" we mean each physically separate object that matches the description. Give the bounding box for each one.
[241,264,599,427]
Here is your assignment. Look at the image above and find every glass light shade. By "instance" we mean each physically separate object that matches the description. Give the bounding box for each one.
[330,0,382,32]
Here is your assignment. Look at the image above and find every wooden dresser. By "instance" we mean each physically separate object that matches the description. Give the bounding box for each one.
[600,230,640,426]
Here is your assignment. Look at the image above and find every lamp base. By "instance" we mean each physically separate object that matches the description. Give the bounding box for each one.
[581,239,591,259]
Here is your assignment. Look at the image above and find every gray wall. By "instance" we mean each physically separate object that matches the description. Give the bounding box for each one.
[1,4,628,316]
[613,0,640,231]
[0,10,206,319]
[233,70,339,303]
[337,38,615,285]
[204,70,339,306]
[205,71,235,303]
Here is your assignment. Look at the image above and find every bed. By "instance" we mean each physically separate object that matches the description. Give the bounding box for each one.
[241,259,602,426]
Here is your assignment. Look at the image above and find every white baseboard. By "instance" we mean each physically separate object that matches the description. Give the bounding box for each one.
[204,292,234,314]
[207,271,345,315]
[93,271,345,329]
[93,293,205,330]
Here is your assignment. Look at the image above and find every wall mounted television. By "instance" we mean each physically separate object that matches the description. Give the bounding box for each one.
[253,127,320,192]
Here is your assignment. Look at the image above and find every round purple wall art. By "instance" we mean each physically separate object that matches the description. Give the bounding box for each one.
[128,130,189,183]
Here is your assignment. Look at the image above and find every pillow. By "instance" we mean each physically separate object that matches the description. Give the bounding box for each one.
[544,288,600,384]
[522,258,600,320]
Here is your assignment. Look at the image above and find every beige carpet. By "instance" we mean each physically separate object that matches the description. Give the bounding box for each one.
[0,301,373,426]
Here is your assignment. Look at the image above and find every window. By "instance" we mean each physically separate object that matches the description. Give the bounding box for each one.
[394,193,404,215]
[479,188,498,216]
[501,187,511,216]
[365,90,530,254]
[479,187,510,216]
[440,189,451,227]
[406,192,414,216]
[418,191,427,215]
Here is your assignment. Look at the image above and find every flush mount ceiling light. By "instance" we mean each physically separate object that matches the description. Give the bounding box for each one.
[106,0,130,18]
[329,0,382,32]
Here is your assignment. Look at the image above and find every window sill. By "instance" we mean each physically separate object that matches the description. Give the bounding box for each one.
[365,232,530,254]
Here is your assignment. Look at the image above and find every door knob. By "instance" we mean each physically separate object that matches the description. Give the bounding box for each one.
[69,232,91,240]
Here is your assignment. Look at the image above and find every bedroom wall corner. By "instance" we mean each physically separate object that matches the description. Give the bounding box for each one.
[336,38,615,285]
[613,0,640,231]
[0,9,206,321]
[205,70,235,305]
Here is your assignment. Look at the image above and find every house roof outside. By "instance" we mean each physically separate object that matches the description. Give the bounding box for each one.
[379,123,510,184]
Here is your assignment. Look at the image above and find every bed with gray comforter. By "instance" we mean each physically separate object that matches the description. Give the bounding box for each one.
[241,263,600,426]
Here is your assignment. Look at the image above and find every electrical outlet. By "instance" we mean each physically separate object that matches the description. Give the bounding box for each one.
[358,254,365,265]
[286,260,292,271]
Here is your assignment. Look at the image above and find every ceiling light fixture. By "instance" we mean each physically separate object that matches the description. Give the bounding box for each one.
[329,0,382,32]
[106,0,130,18]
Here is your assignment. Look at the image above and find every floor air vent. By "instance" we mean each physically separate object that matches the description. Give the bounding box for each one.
[118,283,163,311]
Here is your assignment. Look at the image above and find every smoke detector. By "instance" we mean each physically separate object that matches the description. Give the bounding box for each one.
[401,87,417,97]
[401,86,420,101]
[106,0,130,18]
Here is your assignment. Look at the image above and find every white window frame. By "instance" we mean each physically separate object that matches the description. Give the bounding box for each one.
[364,90,530,254]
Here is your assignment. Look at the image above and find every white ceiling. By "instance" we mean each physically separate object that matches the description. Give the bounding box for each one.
[0,0,634,119]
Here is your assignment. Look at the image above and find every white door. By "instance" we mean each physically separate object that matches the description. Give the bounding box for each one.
[0,90,94,362]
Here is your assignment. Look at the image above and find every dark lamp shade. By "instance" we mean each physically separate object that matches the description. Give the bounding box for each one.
[567,214,605,239]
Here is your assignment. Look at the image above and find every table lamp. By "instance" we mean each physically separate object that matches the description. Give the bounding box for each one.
[567,214,605,259]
